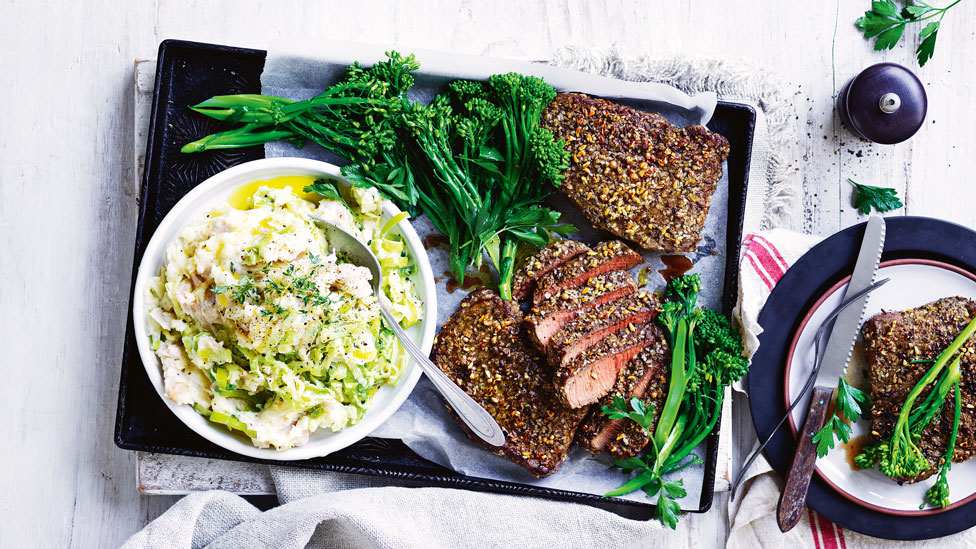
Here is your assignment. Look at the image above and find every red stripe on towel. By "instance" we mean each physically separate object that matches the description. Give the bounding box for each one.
[753,235,790,273]
[816,512,840,549]
[809,508,823,549]
[747,237,786,284]
[745,250,775,290]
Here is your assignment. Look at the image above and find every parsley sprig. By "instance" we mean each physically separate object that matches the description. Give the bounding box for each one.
[304,179,352,211]
[602,396,656,431]
[856,0,964,67]
[850,179,903,214]
[812,377,872,457]
[602,397,702,529]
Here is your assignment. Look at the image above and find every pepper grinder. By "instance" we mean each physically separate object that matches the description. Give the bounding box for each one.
[837,62,927,144]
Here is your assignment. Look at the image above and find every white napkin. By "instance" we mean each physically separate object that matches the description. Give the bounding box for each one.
[727,228,976,549]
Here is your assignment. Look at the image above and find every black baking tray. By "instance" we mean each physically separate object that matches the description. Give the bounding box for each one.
[115,39,755,519]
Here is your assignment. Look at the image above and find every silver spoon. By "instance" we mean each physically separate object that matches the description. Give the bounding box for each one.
[309,214,506,447]
[730,276,890,497]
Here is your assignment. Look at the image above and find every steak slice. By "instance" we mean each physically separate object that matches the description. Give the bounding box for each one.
[555,322,662,409]
[861,296,976,483]
[511,240,590,301]
[525,270,638,349]
[577,328,670,458]
[431,288,588,478]
[540,92,730,253]
[533,240,642,305]
[545,290,658,368]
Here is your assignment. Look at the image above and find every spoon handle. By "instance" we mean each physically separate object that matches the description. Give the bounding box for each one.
[379,306,507,447]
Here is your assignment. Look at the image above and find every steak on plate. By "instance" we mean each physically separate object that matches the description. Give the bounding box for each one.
[431,288,588,477]
[533,240,642,305]
[511,240,591,301]
[540,92,730,253]
[576,329,670,458]
[525,270,638,349]
[861,296,976,483]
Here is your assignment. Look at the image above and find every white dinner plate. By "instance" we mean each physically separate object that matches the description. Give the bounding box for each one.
[785,259,976,515]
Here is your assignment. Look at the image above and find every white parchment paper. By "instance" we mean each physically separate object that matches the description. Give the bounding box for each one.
[261,43,732,509]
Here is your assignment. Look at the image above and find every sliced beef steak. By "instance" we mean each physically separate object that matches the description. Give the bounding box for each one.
[540,92,730,253]
[525,270,638,349]
[555,322,662,408]
[431,288,588,478]
[861,296,976,483]
[511,240,590,301]
[545,290,658,368]
[533,240,642,305]
[577,328,670,458]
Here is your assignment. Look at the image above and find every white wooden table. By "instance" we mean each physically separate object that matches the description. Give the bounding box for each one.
[3,1,976,546]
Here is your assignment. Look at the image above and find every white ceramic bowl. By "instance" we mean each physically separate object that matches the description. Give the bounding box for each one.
[132,158,436,460]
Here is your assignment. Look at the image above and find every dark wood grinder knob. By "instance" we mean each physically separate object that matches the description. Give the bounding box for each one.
[838,62,927,144]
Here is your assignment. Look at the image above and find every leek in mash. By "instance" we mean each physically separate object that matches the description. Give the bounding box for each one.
[144,180,423,449]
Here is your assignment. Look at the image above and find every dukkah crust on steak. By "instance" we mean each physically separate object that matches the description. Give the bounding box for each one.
[431,288,588,478]
[545,290,658,368]
[533,240,642,305]
[576,329,670,459]
[540,92,730,253]
[554,322,662,409]
[525,270,638,349]
[511,240,591,301]
[861,296,976,483]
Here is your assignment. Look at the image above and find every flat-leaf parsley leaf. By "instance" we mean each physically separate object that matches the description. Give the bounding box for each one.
[855,0,964,67]
[850,179,903,214]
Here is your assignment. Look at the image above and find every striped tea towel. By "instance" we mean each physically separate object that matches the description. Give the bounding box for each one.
[729,228,976,548]
[735,228,822,359]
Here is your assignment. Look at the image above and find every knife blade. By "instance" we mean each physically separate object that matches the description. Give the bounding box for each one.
[815,215,886,386]
[776,215,886,532]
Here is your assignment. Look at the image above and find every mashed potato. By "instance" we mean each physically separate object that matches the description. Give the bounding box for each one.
[145,183,423,449]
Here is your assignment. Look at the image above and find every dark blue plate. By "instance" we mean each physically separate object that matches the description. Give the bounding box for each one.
[749,216,976,539]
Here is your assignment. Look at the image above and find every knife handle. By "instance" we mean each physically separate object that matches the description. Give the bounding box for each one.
[777,386,833,532]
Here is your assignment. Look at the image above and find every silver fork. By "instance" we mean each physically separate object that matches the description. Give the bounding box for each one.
[730,277,890,497]
[308,214,506,447]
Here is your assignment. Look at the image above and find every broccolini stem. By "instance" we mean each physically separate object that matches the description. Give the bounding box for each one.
[180,123,296,153]
[925,379,961,509]
[496,237,518,301]
[654,318,690,449]
[666,389,726,470]
[654,413,688,475]
[894,334,972,441]
[909,354,962,435]
[603,470,658,498]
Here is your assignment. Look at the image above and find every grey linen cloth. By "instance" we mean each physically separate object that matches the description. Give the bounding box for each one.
[123,487,666,548]
[123,47,797,549]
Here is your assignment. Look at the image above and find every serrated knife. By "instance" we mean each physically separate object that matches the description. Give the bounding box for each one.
[776,215,886,532]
